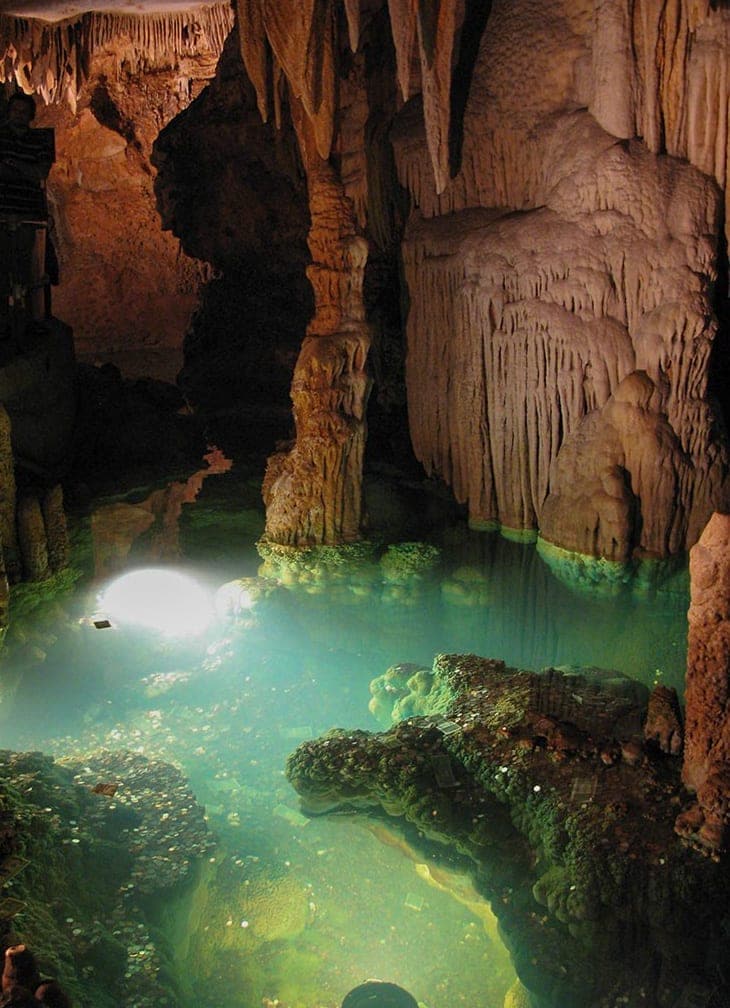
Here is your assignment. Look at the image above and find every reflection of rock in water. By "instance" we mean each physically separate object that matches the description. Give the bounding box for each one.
[90,446,232,577]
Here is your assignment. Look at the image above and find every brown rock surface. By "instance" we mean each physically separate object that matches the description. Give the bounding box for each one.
[262,105,372,545]
[682,513,730,851]
[1,8,232,379]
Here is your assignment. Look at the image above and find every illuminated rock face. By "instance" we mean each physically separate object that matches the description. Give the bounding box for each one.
[394,1,730,560]
[1,7,233,378]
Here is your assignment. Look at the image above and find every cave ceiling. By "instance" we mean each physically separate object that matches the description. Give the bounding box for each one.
[2,0,221,17]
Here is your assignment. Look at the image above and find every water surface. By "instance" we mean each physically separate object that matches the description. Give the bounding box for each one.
[0,464,690,1007]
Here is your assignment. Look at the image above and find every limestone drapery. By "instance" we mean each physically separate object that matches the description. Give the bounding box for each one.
[0,4,233,109]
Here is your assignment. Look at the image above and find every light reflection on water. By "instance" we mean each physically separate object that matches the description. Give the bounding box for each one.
[0,478,690,1008]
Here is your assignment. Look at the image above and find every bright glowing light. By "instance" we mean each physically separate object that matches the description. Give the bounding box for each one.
[214,581,256,619]
[99,568,214,637]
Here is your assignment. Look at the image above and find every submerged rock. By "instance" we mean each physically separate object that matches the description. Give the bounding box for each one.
[0,747,213,1008]
[286,654,730,1008]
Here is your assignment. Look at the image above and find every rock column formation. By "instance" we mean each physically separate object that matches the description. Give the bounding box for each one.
[235,0,375,545]
[681,512,730,851]
[262,107,371,544]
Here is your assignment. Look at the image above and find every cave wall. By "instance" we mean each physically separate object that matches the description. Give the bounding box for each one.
[392,0,730,560]
[1,6,234,380]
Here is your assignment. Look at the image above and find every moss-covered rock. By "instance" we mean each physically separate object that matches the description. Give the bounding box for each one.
[286,654,730,1008]
[257,539,379,593]
[0,748,213,1008]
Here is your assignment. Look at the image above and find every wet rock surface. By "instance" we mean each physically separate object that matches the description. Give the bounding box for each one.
[0,747,213,1008]
[287,655,730,1008]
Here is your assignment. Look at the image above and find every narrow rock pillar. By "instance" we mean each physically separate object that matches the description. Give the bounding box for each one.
[681,512,730,849]
[262,104,371,545]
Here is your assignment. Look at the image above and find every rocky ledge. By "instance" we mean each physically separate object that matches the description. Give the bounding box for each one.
[286,655,730,1008]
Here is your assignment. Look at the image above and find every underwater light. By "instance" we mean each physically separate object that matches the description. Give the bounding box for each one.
[99,568,214,637]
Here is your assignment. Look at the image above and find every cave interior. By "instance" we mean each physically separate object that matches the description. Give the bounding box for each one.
[0,1,729,1007]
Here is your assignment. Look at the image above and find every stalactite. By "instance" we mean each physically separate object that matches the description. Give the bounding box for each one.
[387,0,418,101]
[0,4,234,103]
[416,0,460,194]
[237,0,269,123]
[234,0,463,195]
[343,0,360,52]
[587,1,730,235]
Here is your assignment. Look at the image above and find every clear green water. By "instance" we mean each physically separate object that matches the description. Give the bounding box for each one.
[0,466,690,1008]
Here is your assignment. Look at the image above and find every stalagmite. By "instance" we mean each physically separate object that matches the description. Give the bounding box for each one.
[42,485,68,574]
[416,0,461,194]
[262,103,371,545]
[17,496,49,583]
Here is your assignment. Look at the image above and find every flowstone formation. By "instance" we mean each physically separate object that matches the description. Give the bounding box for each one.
[286,655,730,1008]
[394,2,730,564]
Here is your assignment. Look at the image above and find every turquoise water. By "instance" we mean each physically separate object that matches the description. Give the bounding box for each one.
[0,464,690,1007]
